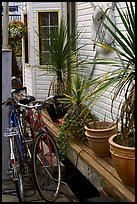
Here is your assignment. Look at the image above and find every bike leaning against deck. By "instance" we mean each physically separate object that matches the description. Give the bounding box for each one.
[2,87,61,202]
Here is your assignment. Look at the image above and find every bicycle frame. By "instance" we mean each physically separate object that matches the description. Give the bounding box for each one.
[3,103,24,181]
[24,106,53,166]
[12,104,24,160]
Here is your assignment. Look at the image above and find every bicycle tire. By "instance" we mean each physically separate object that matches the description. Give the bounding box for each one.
[13,135,24,202]
[14,172,24,202]
[33,129,61,202]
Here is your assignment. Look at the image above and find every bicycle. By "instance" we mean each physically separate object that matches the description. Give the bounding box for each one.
[2,87,27,202]
[2,87,61,202]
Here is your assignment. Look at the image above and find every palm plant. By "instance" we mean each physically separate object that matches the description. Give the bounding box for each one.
[43,18,84,96]
[87,2,135,146]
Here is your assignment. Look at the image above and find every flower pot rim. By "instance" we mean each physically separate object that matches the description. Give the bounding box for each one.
[85,131,111,139]
[108,134,135,150]
[85,121,117,132]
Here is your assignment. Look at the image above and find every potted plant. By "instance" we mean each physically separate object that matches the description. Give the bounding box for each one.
[38,18,85,121]
[40,18,84,96]
[88,2,135,187]
[57,72,111,161]
[85,121,117,156]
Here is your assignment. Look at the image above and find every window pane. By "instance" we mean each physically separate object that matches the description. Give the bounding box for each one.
[40,52,50,65]
[41,40,49,51]
[40,12,49,26]
[50,12,58,26]
[41,27,49,38]
[50,27,58,37]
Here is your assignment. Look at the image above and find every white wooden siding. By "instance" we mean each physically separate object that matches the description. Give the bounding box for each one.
[76,2,132,122]
[21,2,134,122]
[21,2,67,100]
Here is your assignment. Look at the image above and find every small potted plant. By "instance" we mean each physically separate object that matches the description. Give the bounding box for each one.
[85,121,117,156]
[57,72,110,161]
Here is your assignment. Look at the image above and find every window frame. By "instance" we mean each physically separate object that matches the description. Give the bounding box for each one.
[37,10,60,67]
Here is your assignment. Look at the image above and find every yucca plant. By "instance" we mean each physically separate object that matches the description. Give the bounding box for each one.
[87,2,135,146]
[57,71,112,161]
[42,18,84,96]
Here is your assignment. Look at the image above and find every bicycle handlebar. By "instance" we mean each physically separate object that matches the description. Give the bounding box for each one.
[17,102,42,109]
[3,89,66,110]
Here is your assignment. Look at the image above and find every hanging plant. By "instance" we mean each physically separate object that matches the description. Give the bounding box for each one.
[8,20,27,40]
[8,20,27,55]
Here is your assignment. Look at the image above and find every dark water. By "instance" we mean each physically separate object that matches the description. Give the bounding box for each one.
[62,159,100,202]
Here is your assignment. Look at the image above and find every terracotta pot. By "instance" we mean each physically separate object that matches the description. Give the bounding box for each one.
[109,134,135,187]
[84,121,117,156]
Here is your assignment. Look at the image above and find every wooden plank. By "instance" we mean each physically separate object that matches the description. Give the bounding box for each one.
[100,179,129,201]
[68,141,135,202]
[41,111,135,202]
[78,142,119,180]
[67,145,101,191]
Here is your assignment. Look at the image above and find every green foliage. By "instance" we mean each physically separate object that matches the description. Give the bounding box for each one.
[38,18,85,95]
[8,20,27,55]
[57,73,100,161]
[57,107,98,161]
[86,2,135,146]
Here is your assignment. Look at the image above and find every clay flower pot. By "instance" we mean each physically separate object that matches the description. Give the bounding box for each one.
[85,121,117,156]
[108,134,135,187]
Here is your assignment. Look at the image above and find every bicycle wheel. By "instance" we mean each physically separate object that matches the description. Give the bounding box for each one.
[33,130,61,202]
[14,172,24,202]
[13,135,24,202]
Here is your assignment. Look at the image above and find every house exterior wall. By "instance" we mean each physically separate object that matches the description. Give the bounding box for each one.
[76,2,130,122]
[21,2,67,100]
[21,2,134,122]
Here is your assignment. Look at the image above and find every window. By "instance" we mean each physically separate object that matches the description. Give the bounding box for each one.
[24,14,28,63]
[9,6,18,12]
[38,12,58,65]
[2,6,18,13]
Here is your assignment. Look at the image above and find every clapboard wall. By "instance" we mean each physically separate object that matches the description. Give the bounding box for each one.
[76,2,132,122]
[21,2,67,100]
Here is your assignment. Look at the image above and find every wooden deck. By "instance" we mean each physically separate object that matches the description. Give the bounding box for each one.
[41,108,135,202]
[14,92,135,202]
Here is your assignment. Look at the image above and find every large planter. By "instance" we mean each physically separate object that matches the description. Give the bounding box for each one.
[108,134,135,187]
[84,121,117,156]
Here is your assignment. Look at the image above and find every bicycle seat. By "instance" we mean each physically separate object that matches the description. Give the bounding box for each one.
[19,95,35,105]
